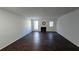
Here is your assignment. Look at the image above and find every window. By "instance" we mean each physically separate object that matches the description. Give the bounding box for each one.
[49,21,54,27]
[34,20,38,30]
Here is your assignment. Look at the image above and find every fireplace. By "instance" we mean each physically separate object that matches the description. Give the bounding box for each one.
[41,27,46,32]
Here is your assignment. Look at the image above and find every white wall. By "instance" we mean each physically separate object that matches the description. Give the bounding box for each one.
[32,19,57,32]
[57,9,79,47]
[0,9,32,50]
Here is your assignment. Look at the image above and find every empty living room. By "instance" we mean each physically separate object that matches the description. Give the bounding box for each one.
[0,7,79,51]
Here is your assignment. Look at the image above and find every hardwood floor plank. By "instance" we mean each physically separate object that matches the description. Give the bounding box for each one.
[1,32,79,51]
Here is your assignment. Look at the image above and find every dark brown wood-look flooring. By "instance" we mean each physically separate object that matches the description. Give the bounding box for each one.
[1,32,79,51]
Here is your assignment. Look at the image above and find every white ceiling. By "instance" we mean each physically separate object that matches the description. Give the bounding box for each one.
[1,7,79,19]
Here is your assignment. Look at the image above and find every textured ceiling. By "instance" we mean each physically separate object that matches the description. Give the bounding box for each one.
[1,7,79,19]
